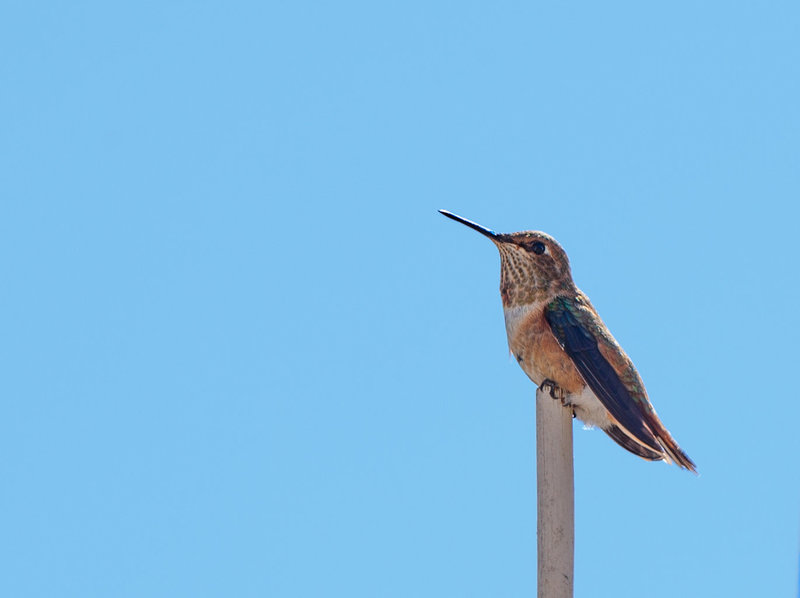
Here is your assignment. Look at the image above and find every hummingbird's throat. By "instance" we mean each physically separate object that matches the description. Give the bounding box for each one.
[498,246,549,307]
[496,241,574,307]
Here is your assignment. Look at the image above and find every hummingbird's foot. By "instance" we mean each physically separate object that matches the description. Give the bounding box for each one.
[539,379,563,401]
[539,379,573,414]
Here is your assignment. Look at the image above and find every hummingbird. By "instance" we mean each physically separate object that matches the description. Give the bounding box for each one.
[440,210,696,472]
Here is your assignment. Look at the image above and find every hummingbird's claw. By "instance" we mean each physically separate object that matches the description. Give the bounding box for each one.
[539,379,572,412]
[539,379,563,401]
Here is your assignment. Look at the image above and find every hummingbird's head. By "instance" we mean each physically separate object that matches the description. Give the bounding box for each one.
[439,210,574,307]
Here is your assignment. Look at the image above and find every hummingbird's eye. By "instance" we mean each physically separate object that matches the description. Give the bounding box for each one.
[531,241,546,255]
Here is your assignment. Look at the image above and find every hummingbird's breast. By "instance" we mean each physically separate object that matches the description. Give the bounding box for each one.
[503,302,586,396]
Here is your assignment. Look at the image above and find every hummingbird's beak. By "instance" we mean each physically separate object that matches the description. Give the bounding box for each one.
[439,210,498,240]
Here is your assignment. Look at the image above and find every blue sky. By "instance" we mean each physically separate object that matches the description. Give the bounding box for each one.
[1,2,799,596]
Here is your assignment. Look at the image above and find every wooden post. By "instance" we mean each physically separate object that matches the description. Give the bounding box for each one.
[536,384,574,598]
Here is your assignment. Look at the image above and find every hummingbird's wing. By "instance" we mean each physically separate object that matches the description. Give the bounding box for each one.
[545,294,696,472]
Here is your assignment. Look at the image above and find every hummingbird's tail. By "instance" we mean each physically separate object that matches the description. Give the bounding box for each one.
[639,411,698,473]
[653,430,697,473]
[605,417,697,473]
[604,425,664,462]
